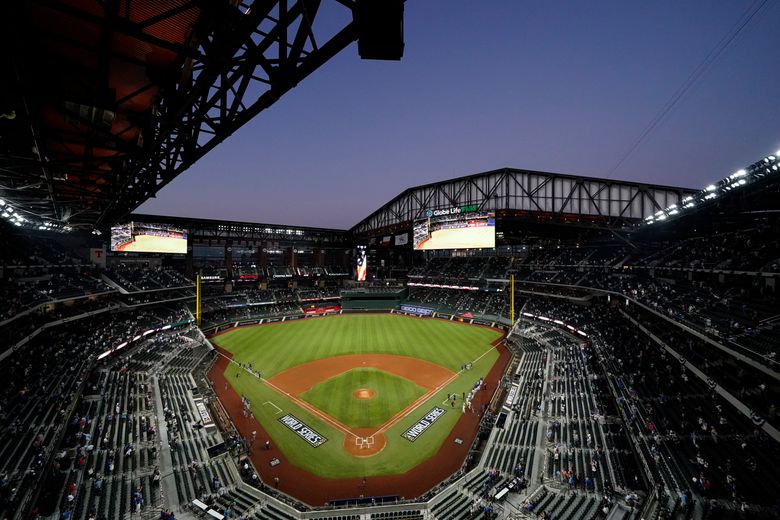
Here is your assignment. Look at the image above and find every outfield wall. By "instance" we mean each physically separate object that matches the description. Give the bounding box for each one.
[204,307,512,339]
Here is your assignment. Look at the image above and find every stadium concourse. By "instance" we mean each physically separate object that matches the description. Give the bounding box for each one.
[0,153,777,520]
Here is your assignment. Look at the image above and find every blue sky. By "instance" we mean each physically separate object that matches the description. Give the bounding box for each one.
[138,1,780,229]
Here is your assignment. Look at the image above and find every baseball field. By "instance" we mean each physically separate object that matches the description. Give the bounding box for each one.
[210,314,504,481]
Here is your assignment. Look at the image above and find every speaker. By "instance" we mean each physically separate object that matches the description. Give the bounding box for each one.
[355,0,405,61]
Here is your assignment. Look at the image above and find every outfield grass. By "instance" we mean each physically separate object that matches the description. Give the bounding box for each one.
[300,368,427,428]
[213,314,503,478]
[213,314,499,376]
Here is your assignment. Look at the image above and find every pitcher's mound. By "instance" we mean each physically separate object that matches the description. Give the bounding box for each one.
[353,388,375,400]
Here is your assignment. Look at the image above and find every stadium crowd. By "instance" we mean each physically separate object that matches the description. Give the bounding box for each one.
[516,298,780,516]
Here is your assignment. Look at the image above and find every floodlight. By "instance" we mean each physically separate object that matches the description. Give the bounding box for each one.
[705,184,717,192]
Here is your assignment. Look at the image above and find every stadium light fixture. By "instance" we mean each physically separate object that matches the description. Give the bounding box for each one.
[705,184,717,192]
[0,199,5,206]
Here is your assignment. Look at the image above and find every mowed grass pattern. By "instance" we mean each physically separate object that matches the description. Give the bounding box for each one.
[213,314,498,376]
[214,314,503,478]
[301,368,427,428]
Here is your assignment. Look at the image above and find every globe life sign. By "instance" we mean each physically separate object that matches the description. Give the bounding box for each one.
[426,204,478,218]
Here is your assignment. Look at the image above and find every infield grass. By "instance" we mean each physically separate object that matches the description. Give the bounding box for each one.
[213,314,503,478]
[301,368,427,428]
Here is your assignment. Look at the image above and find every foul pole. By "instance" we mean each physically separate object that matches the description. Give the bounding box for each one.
[510,273,515,323]
[196,273,201,326]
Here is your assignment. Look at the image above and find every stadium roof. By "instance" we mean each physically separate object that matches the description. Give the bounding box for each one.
[0,0,403,231]
[351,166,698,236]
[633,152,780,238]
[131,212,347,243]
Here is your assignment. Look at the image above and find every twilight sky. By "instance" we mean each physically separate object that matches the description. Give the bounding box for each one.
[137,1,780,230]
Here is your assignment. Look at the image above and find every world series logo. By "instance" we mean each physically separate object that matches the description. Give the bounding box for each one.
[402,407,447,442]
[278,413,328,447]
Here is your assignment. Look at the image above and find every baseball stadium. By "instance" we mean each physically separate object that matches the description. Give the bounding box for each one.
[2,2,780,520]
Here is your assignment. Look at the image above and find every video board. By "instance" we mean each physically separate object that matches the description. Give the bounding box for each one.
[413,211,495,250]
[110,222,188,254]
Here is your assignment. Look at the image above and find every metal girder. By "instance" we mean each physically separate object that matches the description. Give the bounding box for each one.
[98,0,360,226]
[351,168,697,235]
[3,0,366,230]
[131,213,347,244]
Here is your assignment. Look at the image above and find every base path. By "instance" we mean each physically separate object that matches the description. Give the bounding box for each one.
[209,337,511,506]
[267,353,454,394]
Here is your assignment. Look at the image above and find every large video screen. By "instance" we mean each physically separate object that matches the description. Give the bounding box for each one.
[111,222,188,254]
[356,248,367,281]
[413,212,495,250]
